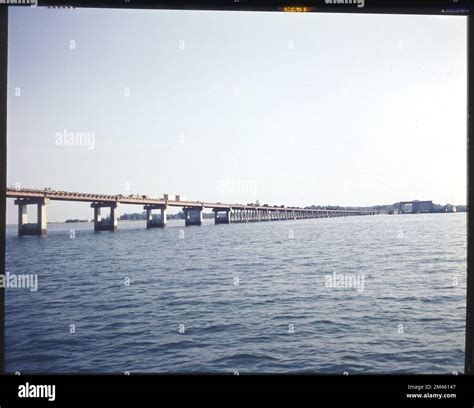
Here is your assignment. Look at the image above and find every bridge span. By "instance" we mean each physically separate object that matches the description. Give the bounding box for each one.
[6,188,376,236]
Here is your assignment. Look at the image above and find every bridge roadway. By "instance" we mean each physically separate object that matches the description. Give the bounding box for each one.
[6,187,375,236]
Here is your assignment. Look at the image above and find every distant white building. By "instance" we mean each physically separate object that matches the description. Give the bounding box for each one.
[444,204,457,213]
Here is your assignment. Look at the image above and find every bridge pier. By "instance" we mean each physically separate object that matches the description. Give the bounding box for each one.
[254,209,260,222]
[184,206,203,226]
[91,202,117,232]
[248,209,255,222]
[14,197,49,236]
[214,208,230,224]
[145,204,167,228]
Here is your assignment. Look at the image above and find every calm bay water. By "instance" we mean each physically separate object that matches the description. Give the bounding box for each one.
[5,213,467,373]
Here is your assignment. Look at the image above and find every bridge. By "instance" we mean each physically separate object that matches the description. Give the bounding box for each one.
[6,187,376,236]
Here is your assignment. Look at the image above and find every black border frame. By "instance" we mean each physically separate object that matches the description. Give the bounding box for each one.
[465,10,473,377]
[0,0,472,399]
[0,4,7,379]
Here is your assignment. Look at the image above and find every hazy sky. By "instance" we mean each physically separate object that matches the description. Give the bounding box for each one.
[6,8,467,222]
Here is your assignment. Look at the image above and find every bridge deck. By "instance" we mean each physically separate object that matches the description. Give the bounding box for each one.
[6,188,373,214]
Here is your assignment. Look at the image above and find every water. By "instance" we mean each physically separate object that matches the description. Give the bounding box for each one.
[4,213,467,374]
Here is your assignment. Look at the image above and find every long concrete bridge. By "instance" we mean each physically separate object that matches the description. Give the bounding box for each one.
[6,188,376,236]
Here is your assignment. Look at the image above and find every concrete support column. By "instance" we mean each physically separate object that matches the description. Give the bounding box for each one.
[160,207,167,226]
[214,208,231,225]
[94,206,101,225]
[14,197,49,236]
[18,203,27,235]
[38,202,47,232]
[91,202,118,232]
[111,205,117,228]
[184,206,203,226]
[144,205,167,228]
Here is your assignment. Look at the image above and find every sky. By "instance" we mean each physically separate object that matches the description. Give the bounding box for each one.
[6,8,467,223]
